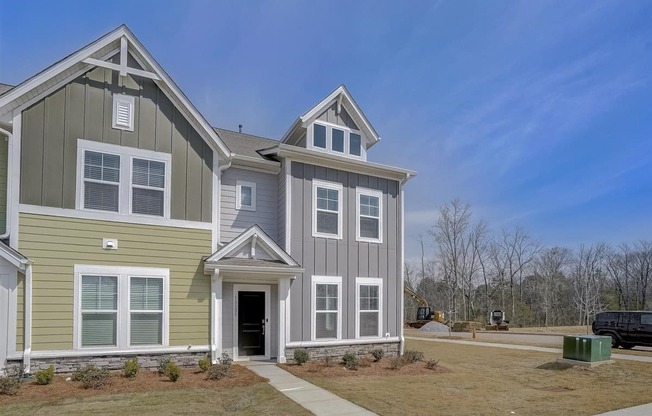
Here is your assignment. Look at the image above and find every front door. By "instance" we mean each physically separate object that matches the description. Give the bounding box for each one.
[238,291,265,357]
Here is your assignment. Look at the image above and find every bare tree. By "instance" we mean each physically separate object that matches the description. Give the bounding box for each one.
[533,247,572,327]
[572,244,607,326]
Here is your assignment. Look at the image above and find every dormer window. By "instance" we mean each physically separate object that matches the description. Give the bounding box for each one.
[309,122,365,160]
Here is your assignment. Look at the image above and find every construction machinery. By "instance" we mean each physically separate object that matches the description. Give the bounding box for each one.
[404,286,445,328]
[485,310,509,331]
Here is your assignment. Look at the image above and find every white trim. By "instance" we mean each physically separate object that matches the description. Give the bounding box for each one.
[76,139,172,219]
[0,268,18,374]
[355,277,383,339]
[356,187,383,244]
[7,345,210,360]
[212,156,221,252]
[232,284,271,360]
[73,265,169,351]
[278,276,291,363]
[312,179,343,240]
[82,57,160,81]
[311,275,342,341]
[23,264,32,372]
[286,336,399,349]
[235,180,256,211]
[307,120,366,161]
[19,204,212,230]
[210,271,223,363]
[285,159,292,253]
[399,180,406,355]
[9,113,21,248]
[112,94,135,131]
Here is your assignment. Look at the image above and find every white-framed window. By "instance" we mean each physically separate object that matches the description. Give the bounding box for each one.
[307,121,366,160]
[236,180,256,211]
[312,179,343,239]
[76,139,171,218]
[356,277,383,338]
[311,275,342,340]
[112,94,135,131]
[73,265,169,350]
[356,188,383,243]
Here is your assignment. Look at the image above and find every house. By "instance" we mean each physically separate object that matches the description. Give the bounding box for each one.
[0,25,415,374]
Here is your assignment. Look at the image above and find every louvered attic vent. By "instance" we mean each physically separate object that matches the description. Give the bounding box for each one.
[112,94,135,131]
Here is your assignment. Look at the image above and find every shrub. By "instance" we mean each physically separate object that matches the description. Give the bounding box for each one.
[164,361,181,382]
[425,359,439,370]
[206,363,232,380]
[123,357,139,379]
[389,356,404,370]
[157,356,173,375]
[198,356,212,372]
[342,352,359,370]
[35,365,55,385]
[359,356,373,368]
[218,352,233,366]
[73,364,110,389]
[403,349,424,364]
[322,356,335,367]
[371,349,384,362]
[293,348,310,366]
[0,375,20,395]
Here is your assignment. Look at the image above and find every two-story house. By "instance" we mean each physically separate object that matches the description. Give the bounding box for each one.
[0,25,414,374]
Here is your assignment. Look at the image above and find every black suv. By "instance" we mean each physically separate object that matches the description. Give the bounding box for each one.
[592,311,652,349]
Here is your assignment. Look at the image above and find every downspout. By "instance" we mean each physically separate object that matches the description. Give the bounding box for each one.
[398,173,412,356]
[23,262,33,373]
[0,127,12,240]
[215,154,233,248]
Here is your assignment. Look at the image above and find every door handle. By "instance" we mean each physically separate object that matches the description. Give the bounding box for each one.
[262,319,265,336]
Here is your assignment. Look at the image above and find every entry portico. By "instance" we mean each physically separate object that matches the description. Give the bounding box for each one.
[204,225,303,363]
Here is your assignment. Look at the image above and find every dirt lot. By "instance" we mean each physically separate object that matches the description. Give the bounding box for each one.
[0,365,311,416]
[286,338,652,416]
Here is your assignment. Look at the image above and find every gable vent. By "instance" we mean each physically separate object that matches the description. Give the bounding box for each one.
[112,94,135,131]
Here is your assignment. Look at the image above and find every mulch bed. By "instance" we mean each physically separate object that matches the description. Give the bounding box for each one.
[279,358,451,378]
[0,365,266,404]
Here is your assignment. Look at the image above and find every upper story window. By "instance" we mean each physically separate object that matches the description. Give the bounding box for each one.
[308,122,365,160]
[77,139,171,218]
[236,180,256,211]
[356,188,383,243]
[112,94,135,131]
[313,180,343,239]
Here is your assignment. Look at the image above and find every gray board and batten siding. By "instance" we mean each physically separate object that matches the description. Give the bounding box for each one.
[220,167,278,243]
[316,102,358,130]
[19,53,214,223]
[288,161,401,342]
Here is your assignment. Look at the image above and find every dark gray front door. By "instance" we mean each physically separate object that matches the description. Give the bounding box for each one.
[238,291,265,356]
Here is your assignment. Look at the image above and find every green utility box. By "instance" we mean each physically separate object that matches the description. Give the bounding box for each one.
[562,335,612,362]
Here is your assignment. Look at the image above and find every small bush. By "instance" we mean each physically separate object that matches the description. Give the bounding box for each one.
[206,363,232,380]
[322,356,335,367]
[425,359,439,370]
[370,349,384,362]
[0,375,20,395]
[293,348,310,366]
[73,364,110,389]
[157,356,173,375]
[123,357,139,379]
[389,356,404,370]
[403,349,424,364]
[198,356,212,372]
[218,352,233,366]
[359,356,373,368]
[35,365,55,385]
[164,361,181,382]
[342,351,359,370]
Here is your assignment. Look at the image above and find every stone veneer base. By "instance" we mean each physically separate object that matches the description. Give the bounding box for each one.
[285,342,399,364]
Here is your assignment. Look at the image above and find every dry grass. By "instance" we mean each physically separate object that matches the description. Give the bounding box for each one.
[509,325,592,335]
[0,365,311,416]
[292,339,652,416]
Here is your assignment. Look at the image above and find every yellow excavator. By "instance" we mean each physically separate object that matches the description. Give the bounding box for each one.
[404,286,446,328]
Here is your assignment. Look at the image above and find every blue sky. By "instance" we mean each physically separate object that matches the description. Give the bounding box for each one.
[1,1,651,263]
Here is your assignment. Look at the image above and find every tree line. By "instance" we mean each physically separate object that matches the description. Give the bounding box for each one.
[405,199,652,327]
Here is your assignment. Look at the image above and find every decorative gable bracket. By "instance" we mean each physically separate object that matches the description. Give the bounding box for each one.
[82,36,160,81]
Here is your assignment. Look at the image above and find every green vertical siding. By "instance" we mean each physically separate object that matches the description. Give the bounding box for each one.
[18,212,212,351]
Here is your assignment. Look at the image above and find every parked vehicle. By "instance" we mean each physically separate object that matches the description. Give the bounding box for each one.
[592,311,652,349]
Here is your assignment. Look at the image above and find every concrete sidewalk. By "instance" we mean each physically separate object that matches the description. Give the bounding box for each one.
[594,403,652,416]
[241,361,375,416]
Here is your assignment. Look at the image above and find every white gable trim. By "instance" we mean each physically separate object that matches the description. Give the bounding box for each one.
[204,225,299,267]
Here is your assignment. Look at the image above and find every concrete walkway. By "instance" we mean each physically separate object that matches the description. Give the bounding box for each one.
[595,403,652,416]
[241,361,375,416]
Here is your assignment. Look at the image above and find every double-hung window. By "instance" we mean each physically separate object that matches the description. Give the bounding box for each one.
[312,276,342,340]
[236,180,256,211]
[77,139,171,218]
[356,277,383,338]
[74,265,169,350]
[313,180,343,239]
[356,188,383,243]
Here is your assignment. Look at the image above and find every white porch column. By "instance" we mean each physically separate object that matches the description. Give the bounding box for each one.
[211,270,223,363]
[278,276,292,363]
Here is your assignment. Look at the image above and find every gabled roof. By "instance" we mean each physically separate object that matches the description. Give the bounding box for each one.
[0,241,32,271]
[0,25,232,159]
[281,85,381,147]
[214,128,278,160]
[0,83,13,97]
[204,225,302,274]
